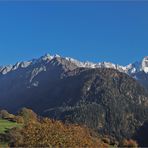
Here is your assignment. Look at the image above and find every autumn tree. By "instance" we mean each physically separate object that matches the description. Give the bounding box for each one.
[18,108,37,123]
[8,118,109,147]
[0,110,15,121]
[120,139,138,148]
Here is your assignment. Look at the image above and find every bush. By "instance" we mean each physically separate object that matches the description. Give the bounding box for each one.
[0,110,15,121]
[18,108,37,123]
[14,116,24,124]
[120,139,138,147]
[102,137,110,144]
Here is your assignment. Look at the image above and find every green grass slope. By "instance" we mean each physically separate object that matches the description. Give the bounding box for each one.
[0,119,20,133]
[0,119,21,147]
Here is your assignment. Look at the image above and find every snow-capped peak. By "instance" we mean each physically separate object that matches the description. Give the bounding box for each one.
[40,53,54,61]
[63,56,148,75]
[1,65,13,74]
[64,57,125,70]
[20,61,32,68]
[126,57,148,74]
[0,53,147,75]
[141,56,148,73]
[54,54,60,58]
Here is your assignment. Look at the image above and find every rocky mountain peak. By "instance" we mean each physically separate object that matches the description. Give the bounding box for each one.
[0,53,148,77]
[141,56,148,73]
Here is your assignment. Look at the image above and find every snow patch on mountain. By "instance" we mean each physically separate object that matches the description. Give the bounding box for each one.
[141,56,148,73]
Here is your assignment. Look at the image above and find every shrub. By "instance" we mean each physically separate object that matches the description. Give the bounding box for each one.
[14,116,24,124]
[18,108,37,123]
[120,139,138,148]
[0,110,15,121]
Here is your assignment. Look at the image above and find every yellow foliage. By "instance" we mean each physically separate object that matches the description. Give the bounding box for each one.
[9,118,109,147]
[120,139,138,148]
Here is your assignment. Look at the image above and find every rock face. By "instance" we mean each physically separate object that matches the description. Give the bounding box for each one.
[132,71,148,90]
[141,56,148,73]
[0,55,78,112]
[131,57,148,90]
[0,54,148,142]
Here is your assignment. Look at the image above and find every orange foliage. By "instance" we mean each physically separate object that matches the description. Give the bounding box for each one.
[18,108,37,123]
[14,116,24,124]
[8,118,109,147]
[120,139,138,148]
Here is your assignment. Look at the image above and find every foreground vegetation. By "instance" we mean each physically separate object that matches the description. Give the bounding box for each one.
[0,108,138,147]
[0,119,21,147]
[0,119,20,134]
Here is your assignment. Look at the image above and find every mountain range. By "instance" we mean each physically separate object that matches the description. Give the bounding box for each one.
[1,54,148,74]
[0,54,148,89]
[0,54,148,145]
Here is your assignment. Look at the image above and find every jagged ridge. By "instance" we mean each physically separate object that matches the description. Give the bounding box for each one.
[0,54,147,75]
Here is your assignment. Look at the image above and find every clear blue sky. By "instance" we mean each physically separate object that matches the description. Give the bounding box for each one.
[0,1,148,66]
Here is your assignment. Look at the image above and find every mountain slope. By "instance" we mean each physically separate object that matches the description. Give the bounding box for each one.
[0,55,78,112]
[43,68,148,140]
[0,54,148,141]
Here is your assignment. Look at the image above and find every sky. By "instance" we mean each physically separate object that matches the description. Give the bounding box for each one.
[0,1,148,66]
